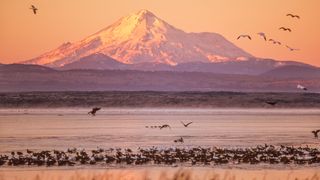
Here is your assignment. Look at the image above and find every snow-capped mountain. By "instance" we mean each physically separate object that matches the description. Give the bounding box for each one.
[24,9,252,67]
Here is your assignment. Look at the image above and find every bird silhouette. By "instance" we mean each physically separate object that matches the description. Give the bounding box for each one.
[237,35,251,40]
[30,5,38,14]
[257,32,267,41]
[88,107,101,116]
[286,45,299,51]
[297,84,307,91]
[181,121,193,127]
[286,14,300,19]
[265,101,277,106]
[159,124,171,129]
[279,27,292,32]
[269,39,281,45]
[311,130,320,138]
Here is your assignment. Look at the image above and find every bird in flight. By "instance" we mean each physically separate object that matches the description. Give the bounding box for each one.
[269,39,281,45]
[88,107,101,116]
[181,121,193,127]
[297,84,307,91]
[265,101,277,106]
[257,32,267,41]
[311,130,320,138]
[286,45,299,51]
[286,14,300,19]
[279,27,292,32]
[237,35,251,40]
[30,5,38,15]
[159,124,171,129]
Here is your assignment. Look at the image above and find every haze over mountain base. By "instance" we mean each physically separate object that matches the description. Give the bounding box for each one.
[0,64,319,92]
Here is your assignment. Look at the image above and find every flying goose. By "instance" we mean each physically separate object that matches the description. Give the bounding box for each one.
[237,35,251,40]
[30,5,38,14]
[88,107,101,116]
[181,121,193,127]
[286,14,300,19]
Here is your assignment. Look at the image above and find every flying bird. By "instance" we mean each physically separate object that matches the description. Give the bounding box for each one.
[286,14,300,19]
[257,32,267,41]
[159,124,171,129]
[88,107,101,116]
[269,39,281,45]
[265,101,277,106]
[312,130,320,138]
[279,27,292,32]
[286,45,299,51]
[181,121,193,127]
[30,5,38,14]
[237,35,251,40]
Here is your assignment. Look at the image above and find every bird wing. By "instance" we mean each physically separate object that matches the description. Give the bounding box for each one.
[237,36,241,39]
[316,130,320,133]
[186,122,193,126]
[93,107,101,111]
[247,36,252,40]
[286,14,294,17]
[180,121,186,126]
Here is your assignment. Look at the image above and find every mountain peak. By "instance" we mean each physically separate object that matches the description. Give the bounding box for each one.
[135,9,155,17]
[24,10,252,67]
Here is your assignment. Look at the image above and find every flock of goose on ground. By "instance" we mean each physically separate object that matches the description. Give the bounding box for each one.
[1,145,320,167]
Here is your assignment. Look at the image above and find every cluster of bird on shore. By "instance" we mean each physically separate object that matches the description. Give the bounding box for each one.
[1,145,320,167]
[237,13,300,51]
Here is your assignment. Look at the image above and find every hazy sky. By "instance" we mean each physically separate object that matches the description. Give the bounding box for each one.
[1,0,319,66]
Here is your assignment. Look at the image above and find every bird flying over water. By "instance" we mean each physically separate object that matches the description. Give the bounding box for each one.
[312,130,320,138]
[285,45,299,51]
[297,84,307,91]
[237,35,251,40]
[159,124,171,129]
[30,5,38,14]
[279,27,292,32]
[88,107,101,116]
[257,32,267,41]
[286,14,300,19]
[181,121,193,127]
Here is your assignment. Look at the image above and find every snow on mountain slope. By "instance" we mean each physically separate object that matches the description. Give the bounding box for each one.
[24,9,252,67]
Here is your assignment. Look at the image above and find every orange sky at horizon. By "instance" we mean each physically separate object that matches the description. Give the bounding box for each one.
[0,0,319,66]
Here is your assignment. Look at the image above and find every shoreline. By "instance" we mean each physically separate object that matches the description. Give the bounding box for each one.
[0,91,319,108]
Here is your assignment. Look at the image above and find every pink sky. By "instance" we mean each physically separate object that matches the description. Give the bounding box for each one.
[0,0,319,66]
